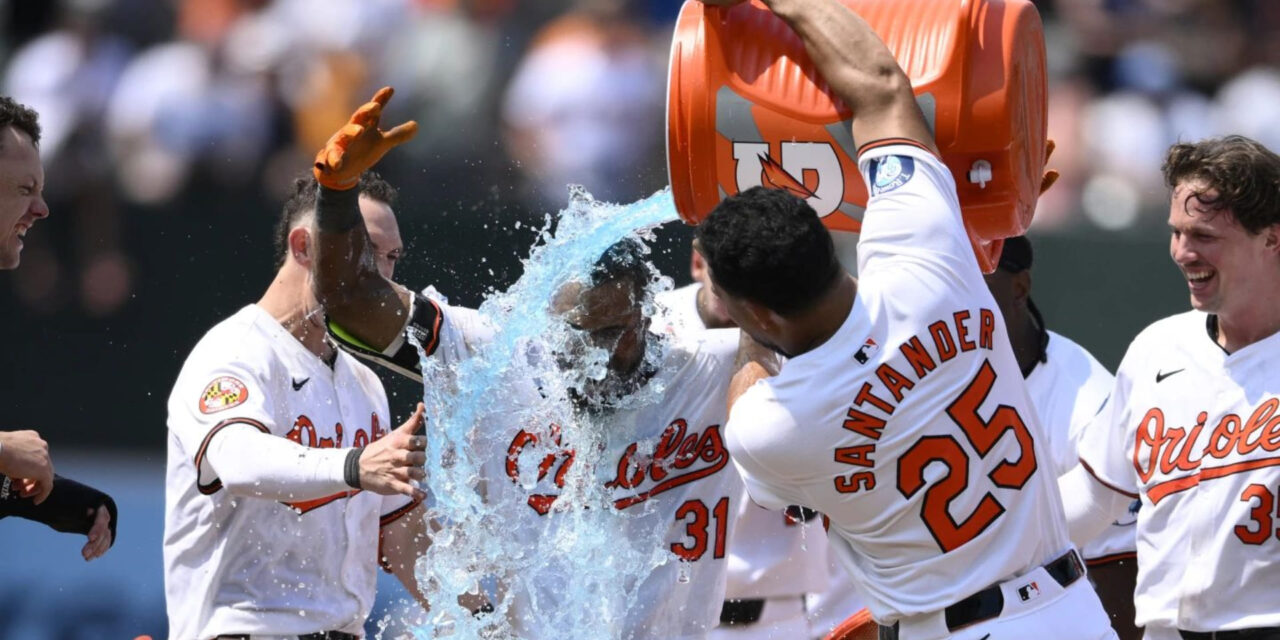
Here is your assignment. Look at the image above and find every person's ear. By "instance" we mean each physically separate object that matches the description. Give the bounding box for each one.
[288,226,312,268]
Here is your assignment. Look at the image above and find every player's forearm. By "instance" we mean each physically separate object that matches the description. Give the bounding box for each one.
[1058,464,1132,548]
[0,475,117,544]
[764,0,935,152]
[205,425,358,501]
[313,184,412,351]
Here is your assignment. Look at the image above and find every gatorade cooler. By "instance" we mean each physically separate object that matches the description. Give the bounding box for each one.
[666,0,1047,272]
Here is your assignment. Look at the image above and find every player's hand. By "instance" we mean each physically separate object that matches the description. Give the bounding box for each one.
[82,505,113,561]
[313,86,419,190]
[1040,138,1060,195]
[0,430,54,504]
[696,0,749,6]
[358,403,427,499]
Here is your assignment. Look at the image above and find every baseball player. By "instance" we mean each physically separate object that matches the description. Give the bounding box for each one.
[693,0,1115,638]
[163,172,432,640]
[307,88,750,638]
[655,248,834,640]
[1063,135,1280,640]
[985,236,1140,640]
[0,95,115,562]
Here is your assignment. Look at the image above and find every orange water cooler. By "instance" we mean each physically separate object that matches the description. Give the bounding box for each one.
[666,0,1047,272]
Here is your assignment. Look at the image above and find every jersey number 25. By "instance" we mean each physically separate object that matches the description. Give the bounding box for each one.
[896,359,1038,552]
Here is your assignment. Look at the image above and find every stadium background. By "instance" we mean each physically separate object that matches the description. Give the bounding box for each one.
[0,0,1274,637]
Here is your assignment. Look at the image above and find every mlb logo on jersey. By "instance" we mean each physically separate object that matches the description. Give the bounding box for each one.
[854,338,880,364]
[1017,581,1041,602]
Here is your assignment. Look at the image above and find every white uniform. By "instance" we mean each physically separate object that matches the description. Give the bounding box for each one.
[1077,310,1280,638]
[1027,331,1137,562]
[394,296,747,639]
[164,305,414,640]
[655,284,832,639]
[725,142,1114,639]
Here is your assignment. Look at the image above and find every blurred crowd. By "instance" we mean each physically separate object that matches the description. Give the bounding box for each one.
[2,0,1278,318]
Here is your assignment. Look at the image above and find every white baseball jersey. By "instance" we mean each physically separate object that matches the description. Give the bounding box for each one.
[1077,310,1280,634]
[725,143,1073,623]
[1027,330,1137,561]
[655,284,831,602]
[164,305,413,640]
[423,298,747,639]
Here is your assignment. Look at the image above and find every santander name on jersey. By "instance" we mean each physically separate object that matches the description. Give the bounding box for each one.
[725,144,1070,623]
[1077,310,1280,633]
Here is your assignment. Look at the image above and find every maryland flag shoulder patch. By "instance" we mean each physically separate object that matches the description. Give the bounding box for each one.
[199,376,249,414]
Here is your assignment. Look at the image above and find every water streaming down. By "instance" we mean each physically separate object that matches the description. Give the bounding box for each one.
[410,187,685,639]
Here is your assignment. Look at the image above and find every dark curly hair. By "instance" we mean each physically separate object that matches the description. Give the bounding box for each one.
[0,96,40,147]
[273,171,399,270]
[1162,135,1280,234]
[695,186,841,316]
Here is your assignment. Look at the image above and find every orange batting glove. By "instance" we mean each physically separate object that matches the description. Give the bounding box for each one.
[313,86,419,190]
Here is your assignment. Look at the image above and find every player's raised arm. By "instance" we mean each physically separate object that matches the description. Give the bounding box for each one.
[711,0,937,155]
[311,87,419,351]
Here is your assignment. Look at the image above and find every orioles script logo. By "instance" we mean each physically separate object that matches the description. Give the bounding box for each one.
[506,419,730,515]
[282,412,387,513]
[1136,398,1280,504]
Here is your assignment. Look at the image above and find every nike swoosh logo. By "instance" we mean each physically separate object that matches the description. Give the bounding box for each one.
[1155,368,1185,383]
[291,377,310,391]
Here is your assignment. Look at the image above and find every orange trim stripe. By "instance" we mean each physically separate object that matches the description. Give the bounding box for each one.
[1080,458,1140,499]
[194,417,270,495]
[1085,551,1136,567]
[856,137,934,159]
[379,494,424,528]
[1147,455,1280,505]
[423,298,444,356]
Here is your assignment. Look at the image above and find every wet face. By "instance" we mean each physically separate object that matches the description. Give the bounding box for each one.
[359,196,403,280]
[1168,180,1280,320]
[0,126,48,270]
[552,277,651,408]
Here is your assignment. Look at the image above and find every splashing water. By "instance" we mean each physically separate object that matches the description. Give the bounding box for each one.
[409,187,682,639]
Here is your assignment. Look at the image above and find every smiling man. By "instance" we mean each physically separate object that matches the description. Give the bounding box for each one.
[0,96,117,563]
[1063,135,1280,640]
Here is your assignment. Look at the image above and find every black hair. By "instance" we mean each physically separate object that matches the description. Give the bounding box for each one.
[589,237,652,293]
[0,96,40,147]
[273,171,399,270]
[997,236,1033,273]
[694,186,840,316]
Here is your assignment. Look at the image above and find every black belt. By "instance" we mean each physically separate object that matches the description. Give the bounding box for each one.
[880,549,1085,638]
[719,598,766,626]
[1180,629,1280,640]
[217,633,358,640]
[944,549,1084,630]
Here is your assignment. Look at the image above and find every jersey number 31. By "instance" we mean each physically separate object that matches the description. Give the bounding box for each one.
[896,359,1038,552]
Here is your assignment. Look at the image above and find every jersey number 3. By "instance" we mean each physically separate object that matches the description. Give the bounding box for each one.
[896,359,1038,552]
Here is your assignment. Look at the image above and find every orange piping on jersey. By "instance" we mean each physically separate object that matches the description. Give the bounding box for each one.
[855,137,936,160]
[1084,551,1136,567]
[1079,458,1139,500]
[194,417,270,495]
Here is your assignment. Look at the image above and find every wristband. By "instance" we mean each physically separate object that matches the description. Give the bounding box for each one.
[315,184,362,233]
[344,447,364,489]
